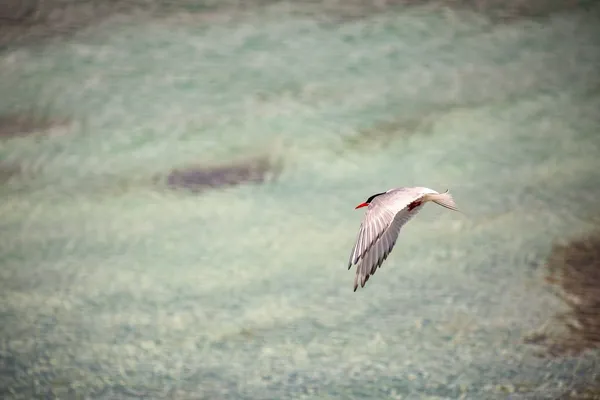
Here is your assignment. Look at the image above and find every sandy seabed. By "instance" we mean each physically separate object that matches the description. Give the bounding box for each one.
[1,1,600,398]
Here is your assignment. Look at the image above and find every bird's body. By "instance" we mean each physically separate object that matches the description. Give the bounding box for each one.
[348,187,459,291]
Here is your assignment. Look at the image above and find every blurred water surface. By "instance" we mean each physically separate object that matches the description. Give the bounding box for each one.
[1,2,600,399]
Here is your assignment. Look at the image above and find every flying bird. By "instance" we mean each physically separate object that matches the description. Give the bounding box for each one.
[348,187,459,291]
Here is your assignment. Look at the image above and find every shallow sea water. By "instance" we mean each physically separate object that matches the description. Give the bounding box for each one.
[1,2,600,399]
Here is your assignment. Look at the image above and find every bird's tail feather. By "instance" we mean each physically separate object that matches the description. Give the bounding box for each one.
[423,190,460,212]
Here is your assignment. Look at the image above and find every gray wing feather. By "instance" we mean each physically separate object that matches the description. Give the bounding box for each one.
[347,204,395,269]
[351,203,425,291]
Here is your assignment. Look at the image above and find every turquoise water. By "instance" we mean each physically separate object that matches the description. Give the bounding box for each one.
[1,3,600,399]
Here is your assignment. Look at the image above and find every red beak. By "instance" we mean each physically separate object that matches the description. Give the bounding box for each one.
[355,202,369,209]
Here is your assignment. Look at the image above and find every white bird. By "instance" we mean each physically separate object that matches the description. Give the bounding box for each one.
[348,187,459,291]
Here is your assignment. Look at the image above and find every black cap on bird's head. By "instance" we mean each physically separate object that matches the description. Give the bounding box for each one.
[355,192,386,209]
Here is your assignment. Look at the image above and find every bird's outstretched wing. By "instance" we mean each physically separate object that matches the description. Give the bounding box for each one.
[347,202,395,268]
[348,199,426,291]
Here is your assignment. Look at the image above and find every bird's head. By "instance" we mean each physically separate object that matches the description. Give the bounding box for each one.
[355,192,386,209]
